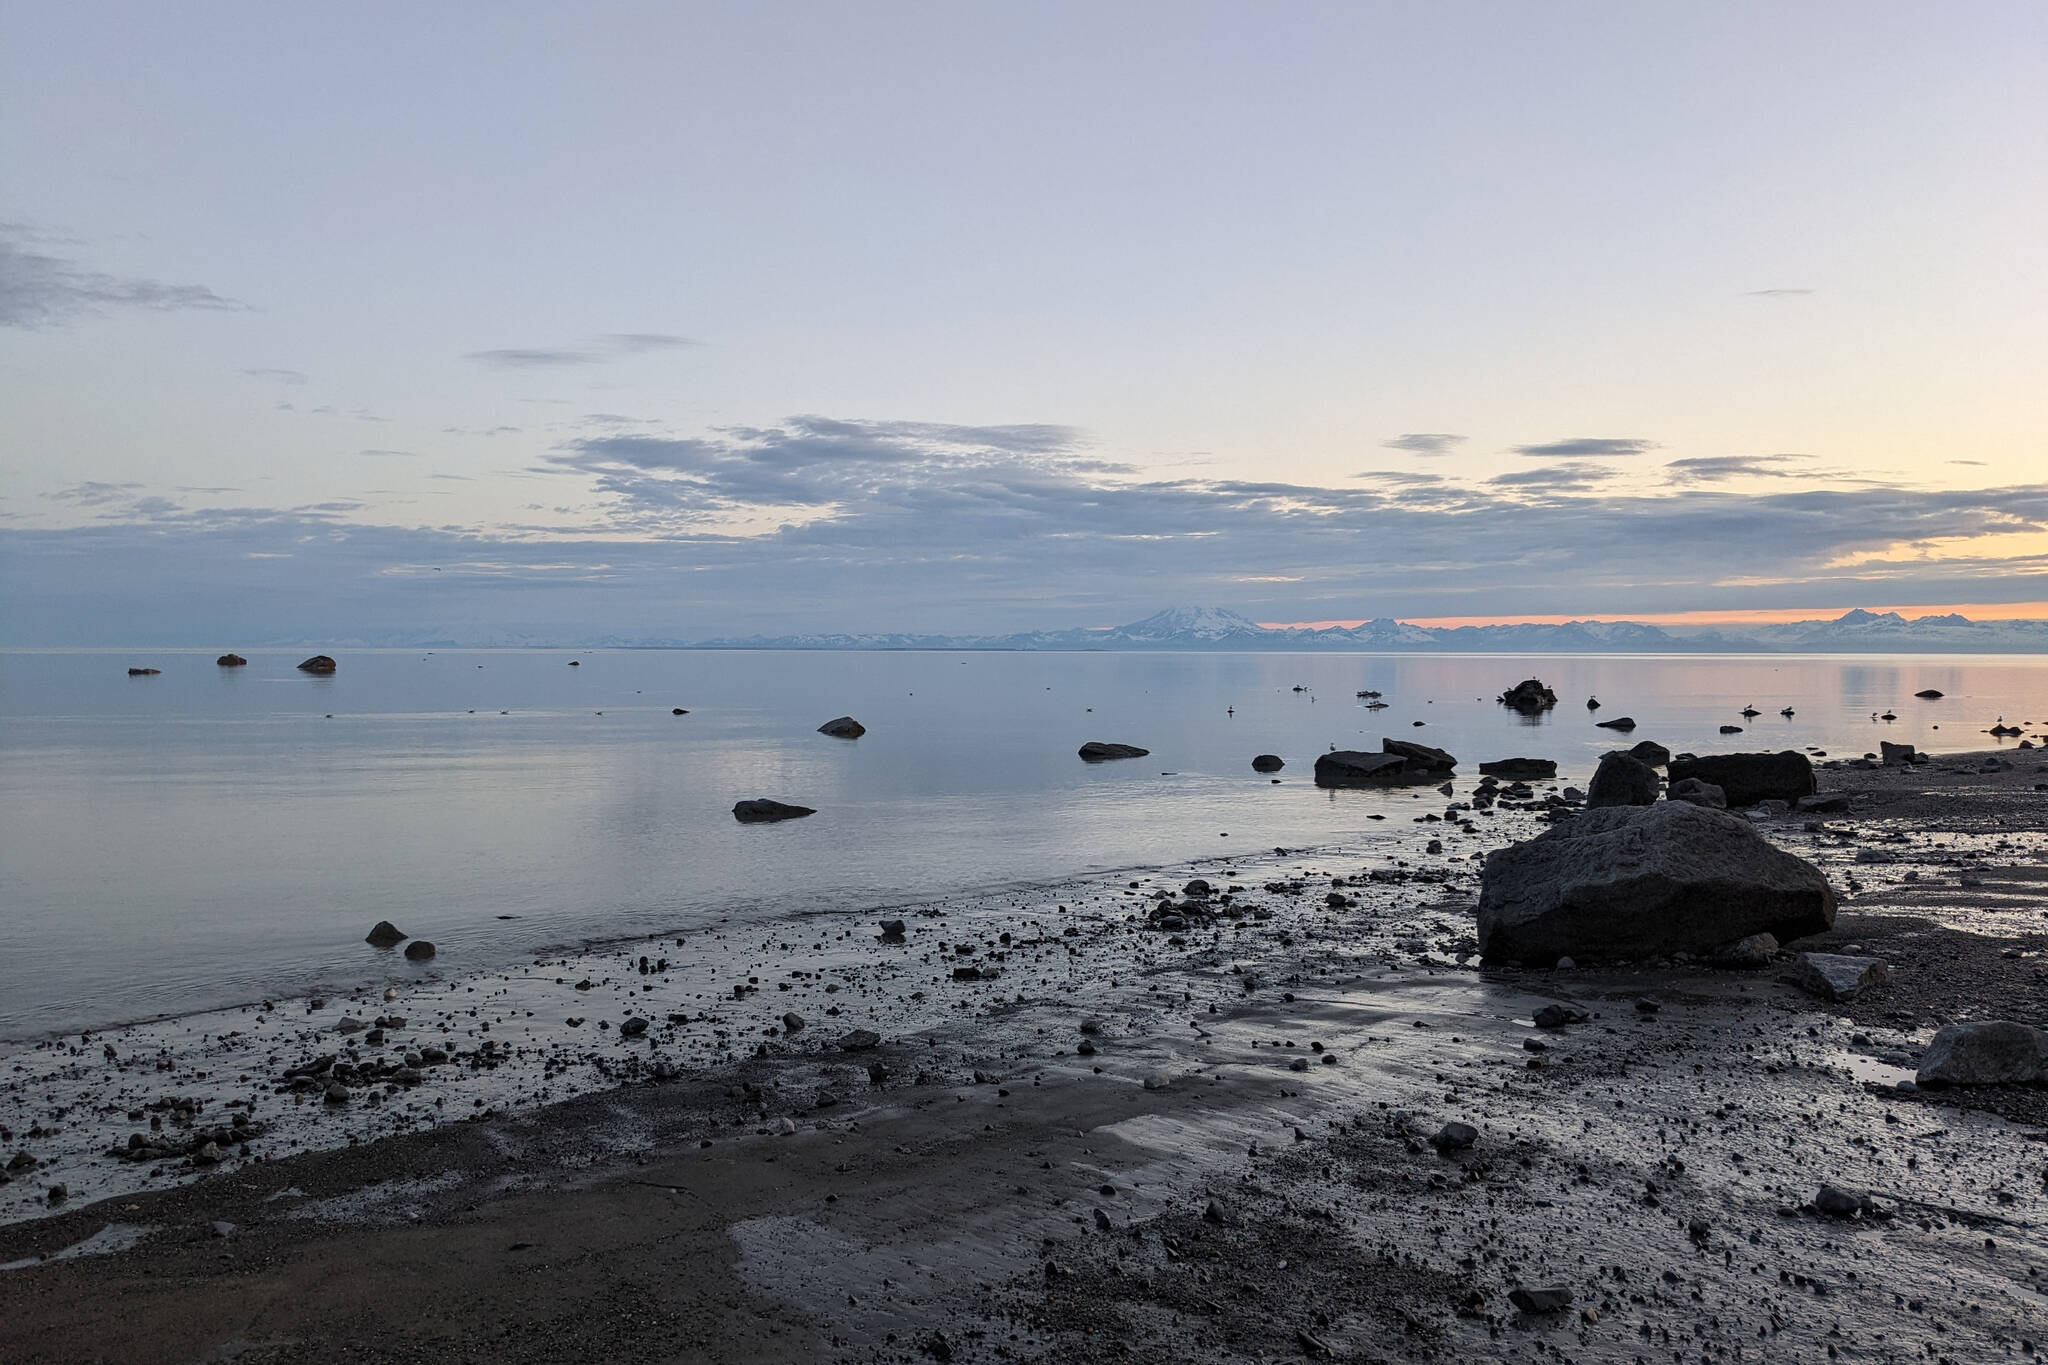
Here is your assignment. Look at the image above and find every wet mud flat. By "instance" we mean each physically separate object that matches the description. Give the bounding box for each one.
[2,754,2044,1363]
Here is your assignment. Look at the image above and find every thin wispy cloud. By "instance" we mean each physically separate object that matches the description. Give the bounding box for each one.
[242,367,309,385]
[1664,454,1811,485]
[0,230,243,328]
[464,348,602,368]
[1511,437,1659,459]
[1381,433,1465,456]
[465,333,703,368]
[1489,462,1620,491]
[1746,288,1815,297]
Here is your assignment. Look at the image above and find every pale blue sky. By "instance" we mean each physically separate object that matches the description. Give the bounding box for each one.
[3,2,2044,641]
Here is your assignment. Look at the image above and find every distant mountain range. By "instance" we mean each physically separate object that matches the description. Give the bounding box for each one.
[675,605,2048,654]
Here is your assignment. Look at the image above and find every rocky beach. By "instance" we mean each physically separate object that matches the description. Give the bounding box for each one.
[2,746,2044,1364]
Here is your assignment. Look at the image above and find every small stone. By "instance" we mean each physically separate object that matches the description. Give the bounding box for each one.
[1431,1121,1479,1152]
[1509,1285,1572,1313]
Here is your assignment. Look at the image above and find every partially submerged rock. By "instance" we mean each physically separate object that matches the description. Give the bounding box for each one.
[1479,758,1556,779]
[364,920,408,947]
[1793,952,1888,1002]
[1586,751,1659,808]
[402,940,437,961]
[734,799,817,823]
[296,655,338,674]
[1477,801,1836,964]
[1498,679,1558,714]
[817,716,866,738]
[1315,739,1457,788]
[1078,741,1149,762]
[216,653,248,667]
[1594,716,1637,731]
[127,667,161,676]
[1665,750,1816,807]
[1915,1021,2048,1087]
[1251,754,1285,772]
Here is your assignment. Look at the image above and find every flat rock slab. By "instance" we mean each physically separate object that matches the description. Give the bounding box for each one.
[1479,758,1556,779]
[1665,751,1816,807]
[1794,952,1888,1002]
[1078,742,1148,762]
[1916,1020,2048,1087]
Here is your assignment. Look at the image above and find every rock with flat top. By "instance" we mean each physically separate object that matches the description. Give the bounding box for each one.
[1665,751,1815,807]
[734,799,816,823]
[1794,952,1887,1001]
[1880,741,1916,766]
[1594,716,1636,731]
[1479,758,1556,779]
[1478,801,1835,964]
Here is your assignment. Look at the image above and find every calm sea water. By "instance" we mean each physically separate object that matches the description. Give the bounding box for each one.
[2,648,2041,1037]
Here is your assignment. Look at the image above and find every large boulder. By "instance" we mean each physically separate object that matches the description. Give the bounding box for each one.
[216,653,248,667]
[1479,758,1556,779]
[1879,741,1915,766]
[1586,752,1660,808]
[1627,740,1671,767]
[1498,679,1557,714]
[365,921,408,947]
[1251,754,1285,772]
[1316,739,1457,788]
[1476,801,1836,965]
[1079,741,1149,762]
[733,799,816,823]
[1915,1021,2048,1087]
[818,716,866,738]
[296,655,338,674]
[1664,751,1815,808]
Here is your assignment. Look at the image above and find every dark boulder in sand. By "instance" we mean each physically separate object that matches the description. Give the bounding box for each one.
[733,799,816,823]
[1251,754,1285,772]
[1498,679,1558,714]
[1479,758,1556,779]
[818,716,866,738]
[1627,740,1671,767]
[1667,777,1727,809]
[364,921,408,947]
[1594,716,1636,731]
[296,655,338,674]
[402,940,437,961]
[1586,752,1660,808]
[1477,801,1836,965]
[1915,1021,2048,1087]
[1666,750,1815,807]
[1078,741,1149,761]
[216,653,248,667]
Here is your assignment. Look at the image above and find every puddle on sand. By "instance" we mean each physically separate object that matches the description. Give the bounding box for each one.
[1,1221,155,1270]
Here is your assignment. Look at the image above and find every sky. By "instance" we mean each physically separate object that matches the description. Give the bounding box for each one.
[2,1,2045,644]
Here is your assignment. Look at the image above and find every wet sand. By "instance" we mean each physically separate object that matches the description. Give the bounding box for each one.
[3,750,2045,1363]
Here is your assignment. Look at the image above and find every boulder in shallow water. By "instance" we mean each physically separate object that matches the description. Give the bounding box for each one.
[402,940,436,961]
[1665,750,1815,808]
[216,653,248,667]
[1914,689,1943,700]
[1251,754,1285,772]
[1498,679,1558,714]
[296,655,337,674]
[1382,738,1456,772]
[1594,716,1636,731]
[1587,752,1660,808]
[1314,750,1413,787]
[127,667,161,676]
[1477,801,1835,964]
[1915,1021,2048,1087]
[365,920,407,947]
[1479,757,1556,779]
[1078,741,1149,762]
[733,798,816,823]
[818,716,866,738]
[1667,777,1727,810]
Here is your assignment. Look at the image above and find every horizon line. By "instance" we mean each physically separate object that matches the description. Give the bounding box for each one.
[1258,601,2048,630]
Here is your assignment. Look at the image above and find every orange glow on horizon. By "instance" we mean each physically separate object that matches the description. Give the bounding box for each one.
[1262,602,2048,630]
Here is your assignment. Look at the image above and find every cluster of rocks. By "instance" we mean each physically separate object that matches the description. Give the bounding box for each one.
[106,1097,265,1166]
[1314,739,1456,788]
[1498,679,1558,714]
[1143,878,1279,935]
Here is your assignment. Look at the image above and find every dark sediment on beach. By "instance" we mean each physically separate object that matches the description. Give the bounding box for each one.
[3,752,2044,1363]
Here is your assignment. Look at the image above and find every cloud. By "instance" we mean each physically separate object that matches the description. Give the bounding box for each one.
[1349,470,1446,486]
[1511,437,1659,459]
[465,334,702,367]
[242,367,309,385]
[0,231,243,328]
[1746,288,1814,297]
[1664,454,1810,484]
[1381,433,1465,456]
[46,481,144,505]
[359,449,417,458]
[1489,462,1620,492]
[464,348,601,368]
[1949,459,1986,467]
